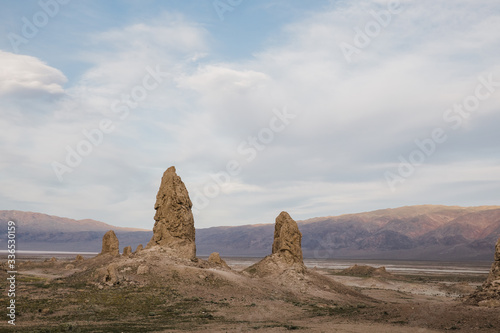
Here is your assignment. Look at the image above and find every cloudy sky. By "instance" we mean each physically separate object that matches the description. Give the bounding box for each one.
[1,0,499,230]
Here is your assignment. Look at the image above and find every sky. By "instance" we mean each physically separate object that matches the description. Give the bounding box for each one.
[1,0,500,230]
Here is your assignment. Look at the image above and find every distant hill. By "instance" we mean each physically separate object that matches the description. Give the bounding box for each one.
[197,205,500,261]
[0,211,151,253]
[1,205,500,261]
[0,210,148,233]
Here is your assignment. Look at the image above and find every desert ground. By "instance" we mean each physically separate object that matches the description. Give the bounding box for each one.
[1,252,498,333]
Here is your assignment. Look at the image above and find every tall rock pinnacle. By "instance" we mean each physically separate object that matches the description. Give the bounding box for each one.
[146,166,196,259]
[272,211,303,263]
[100,230,119,256]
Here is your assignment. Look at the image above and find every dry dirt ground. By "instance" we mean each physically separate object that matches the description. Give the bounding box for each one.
[0,251,498,333]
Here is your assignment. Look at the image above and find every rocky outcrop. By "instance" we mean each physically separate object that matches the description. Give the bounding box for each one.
[467,237,500,307]
[122,246,132,256]
[208,252,230,269]
[486,238,500,285]
[244,212,305,277]
[146,166,196,259]
[103,263,119,285]
[75,254,84,261]
[100,230,119,256]
[135,244,143,254]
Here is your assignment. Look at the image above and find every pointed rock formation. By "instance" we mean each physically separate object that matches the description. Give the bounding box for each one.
[467,237,500,307]
[122,246,132,256]
[135,244,143,254]
[244,211,305,277]
[272,211,303,264]
[75,254,84,262]
[100,230,119,256]
[146,166,196,259]
[208,252,230,269]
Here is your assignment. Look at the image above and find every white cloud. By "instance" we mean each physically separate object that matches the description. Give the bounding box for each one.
[2,2,500,228]
[180,0,500,226]
[179,65,270,92]
[0,51,67,97]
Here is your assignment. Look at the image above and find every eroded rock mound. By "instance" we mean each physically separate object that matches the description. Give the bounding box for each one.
[146,166,196,259]
[467,237,500,307]
[103,263,120,285]
[100,230,119,256]
[245,211,305,277]
[339,265,391,278]
[208,252,230,269]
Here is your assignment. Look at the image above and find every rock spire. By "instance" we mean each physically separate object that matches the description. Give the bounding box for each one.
[146,166,196,259]
[272,211,303,263]
[100,230,119,256]
[244,211,305,276]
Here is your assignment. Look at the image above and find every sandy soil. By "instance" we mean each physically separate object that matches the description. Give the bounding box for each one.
[1,252,498,332]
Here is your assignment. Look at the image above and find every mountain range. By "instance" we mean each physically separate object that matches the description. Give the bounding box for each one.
[1,205,499,261]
